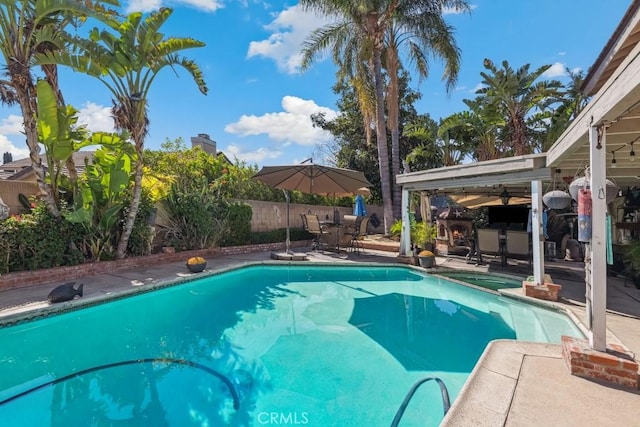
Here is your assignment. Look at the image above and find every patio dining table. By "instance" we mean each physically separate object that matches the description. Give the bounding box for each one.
[320,222,352,252]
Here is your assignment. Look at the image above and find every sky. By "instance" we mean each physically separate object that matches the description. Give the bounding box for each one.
[0,0,633,167]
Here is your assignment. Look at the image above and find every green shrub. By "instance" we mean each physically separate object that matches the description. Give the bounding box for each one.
[163,180,229,250]
[220,203,252,247]
[250,228,311,245]
[0,203,84,273]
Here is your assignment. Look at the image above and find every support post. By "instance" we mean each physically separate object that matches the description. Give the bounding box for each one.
[399,188,411,256]
[588,125,607,351]
[284,189,291,254]
[531,180,544,285]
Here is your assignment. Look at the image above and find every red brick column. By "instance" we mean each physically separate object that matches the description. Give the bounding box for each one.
[561,335,639,389]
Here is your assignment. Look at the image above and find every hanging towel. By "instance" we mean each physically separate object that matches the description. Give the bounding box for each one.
[606,214,613,265]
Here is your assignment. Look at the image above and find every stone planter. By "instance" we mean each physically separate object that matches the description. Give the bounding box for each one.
[418,256,435,268]
[186,262,207,273]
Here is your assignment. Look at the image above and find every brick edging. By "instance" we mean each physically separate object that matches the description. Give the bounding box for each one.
[0,240,308,292]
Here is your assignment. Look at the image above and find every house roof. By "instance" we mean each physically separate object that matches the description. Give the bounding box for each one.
[582,0,640,96]
[1,152,95,179]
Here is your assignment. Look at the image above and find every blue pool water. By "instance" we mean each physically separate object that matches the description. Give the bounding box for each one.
[0,265,583,426]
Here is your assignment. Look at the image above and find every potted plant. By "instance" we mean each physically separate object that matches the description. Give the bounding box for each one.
[623,239,640,289]
[413,222,437,253]
[417,250,436,268]
[186,256,207,273]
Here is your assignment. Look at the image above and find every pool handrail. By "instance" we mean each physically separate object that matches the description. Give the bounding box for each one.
[390,376,451,427]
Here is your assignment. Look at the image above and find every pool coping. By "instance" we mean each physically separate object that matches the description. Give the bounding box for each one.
[0,261,443,326]
[440,340,560,426]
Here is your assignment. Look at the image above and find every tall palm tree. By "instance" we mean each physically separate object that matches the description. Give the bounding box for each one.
[39,8,207,258]
[0,0,116,217]
[384,1,468,218]
[300,0,403,234]
[477,59,562,156]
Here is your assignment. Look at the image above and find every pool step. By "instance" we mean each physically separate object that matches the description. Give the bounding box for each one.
[508,304,550,341]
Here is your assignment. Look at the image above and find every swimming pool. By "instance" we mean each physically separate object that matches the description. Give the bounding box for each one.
[0,265,583,426]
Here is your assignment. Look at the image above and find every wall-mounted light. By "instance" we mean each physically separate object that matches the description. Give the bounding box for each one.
[500,188,511,206]
[611,150,617,168]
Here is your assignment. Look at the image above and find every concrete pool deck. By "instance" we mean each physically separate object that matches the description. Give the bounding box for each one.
[1,246,639,425]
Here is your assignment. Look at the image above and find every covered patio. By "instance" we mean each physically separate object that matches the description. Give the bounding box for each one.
[397,0,640,381]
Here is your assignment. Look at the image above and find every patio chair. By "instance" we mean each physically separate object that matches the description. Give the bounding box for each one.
[475,228,501,265]
[347,216,369,255]
[506,230,530,262]
[304,214,328,252]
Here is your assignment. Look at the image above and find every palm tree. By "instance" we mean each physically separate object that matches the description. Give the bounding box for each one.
[0,0,115,216]
[300,0,403,234]
[39,8,207,258]
[384,1,468,218]
[477,59,562,155]
[542,68,590,149]
[439,97,505,161]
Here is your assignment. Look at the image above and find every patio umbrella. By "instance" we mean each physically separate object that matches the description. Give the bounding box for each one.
[252,161,371,254]
[353,194,367,217]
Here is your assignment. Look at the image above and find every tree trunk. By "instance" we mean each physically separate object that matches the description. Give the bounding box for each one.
[16,85,60,217]
[372,49,393,234]
[512,110,528,156]
[116,143,143,258]
[386,46,401,220]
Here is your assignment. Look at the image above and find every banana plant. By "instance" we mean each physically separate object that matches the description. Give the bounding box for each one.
[36,79,86,202]
[37,79,134,260]
[66,143,135,260]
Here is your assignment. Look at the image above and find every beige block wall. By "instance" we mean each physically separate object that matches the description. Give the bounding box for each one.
[0,180,39,214]
[0,184,385,235]
[237,199,384,233]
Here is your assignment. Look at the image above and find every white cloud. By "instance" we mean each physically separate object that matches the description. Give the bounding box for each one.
[443,4,477,14]
[470,83,485,93]
[0,134,29,161]
[126,0,162,12]
[455,85,467,92]
[0,115,23,136]
[571,67,582,74]
[77,103,115,133]
[542,62,568,78]
[558,51,566,56]
[0,115,29,161]
[224,96,337,146]
[125,0,223,13]
[224,144,282,163]
[247,5,333,74]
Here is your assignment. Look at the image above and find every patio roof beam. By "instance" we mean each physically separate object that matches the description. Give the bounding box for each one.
[399,168,552,192]
[397,155,546,187]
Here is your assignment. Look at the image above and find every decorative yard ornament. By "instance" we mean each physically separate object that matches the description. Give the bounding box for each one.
[0,196,8,220]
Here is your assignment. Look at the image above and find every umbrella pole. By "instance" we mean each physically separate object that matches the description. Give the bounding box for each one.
[284,189,291,254]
